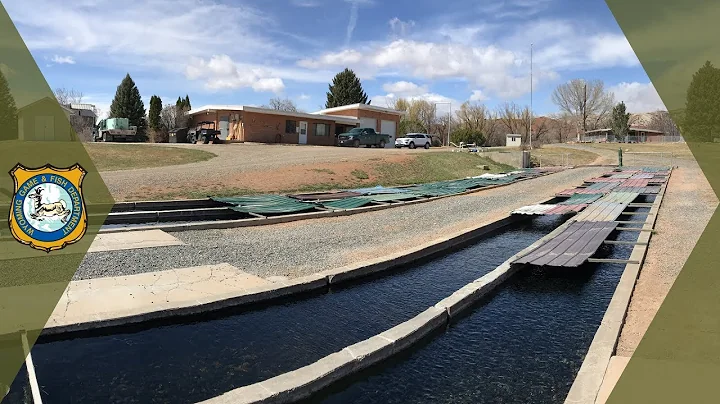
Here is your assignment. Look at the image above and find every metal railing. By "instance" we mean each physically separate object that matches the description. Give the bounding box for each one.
[534,153,573,168]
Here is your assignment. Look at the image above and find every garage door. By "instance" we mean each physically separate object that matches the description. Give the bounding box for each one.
[359,117,376,131]
[380,120,396,148]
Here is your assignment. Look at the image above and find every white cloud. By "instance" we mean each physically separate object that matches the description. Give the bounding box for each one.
[291,0,321,7]
[51,55,75,64]
[470,90,488,102]
[298,49,363,69]
[607,82,667,113]
[389,17,415,38]
[371,92,462,116]
[382,81,427,96]
[185,55,285,93]
[299,93,311,100]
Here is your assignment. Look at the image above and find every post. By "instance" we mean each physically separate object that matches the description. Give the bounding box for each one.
[529,42,533,150]
[448,105,451,147]
[618,148,623,167]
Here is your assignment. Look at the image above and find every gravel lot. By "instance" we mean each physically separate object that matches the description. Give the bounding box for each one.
[76,166,606,280]
[98,143,445,198]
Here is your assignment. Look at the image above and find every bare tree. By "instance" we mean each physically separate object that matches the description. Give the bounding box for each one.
[497,102,524,136]
[548,113,576,144]
[648,110,681,138]
[551,79,614,134]
[54,87,84,105]
[263,97,299,112]
[160,104,189,131]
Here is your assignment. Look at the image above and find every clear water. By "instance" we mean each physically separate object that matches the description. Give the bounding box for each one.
[307,210,649,404]
[6,216,563,404]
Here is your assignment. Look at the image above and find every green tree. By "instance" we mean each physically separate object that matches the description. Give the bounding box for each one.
[451,127,486,146]
[611,101,631,142]
[184,95,191,110]
[176,95,191,110]
[325,68,369,108]
[109,73,147,139]
[0,69,18,140]
[684,61,720,142]
[148,95,162,131]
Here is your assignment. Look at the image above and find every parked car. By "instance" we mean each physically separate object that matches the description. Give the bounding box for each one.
[395,133,432,149]
[337,127,391,148]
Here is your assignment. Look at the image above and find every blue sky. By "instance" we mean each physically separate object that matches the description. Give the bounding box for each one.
[5,0,666,119]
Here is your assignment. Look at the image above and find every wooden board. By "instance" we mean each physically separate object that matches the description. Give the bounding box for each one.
[512,221,618,268]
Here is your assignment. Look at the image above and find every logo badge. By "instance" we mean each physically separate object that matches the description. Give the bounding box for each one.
[8,164,88,253]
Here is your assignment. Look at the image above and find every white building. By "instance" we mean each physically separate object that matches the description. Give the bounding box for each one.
[506,134,522,147]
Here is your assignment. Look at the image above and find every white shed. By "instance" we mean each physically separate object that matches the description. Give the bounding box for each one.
[506,134,522,147]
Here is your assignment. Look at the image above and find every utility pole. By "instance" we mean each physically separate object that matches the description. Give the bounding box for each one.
[530,43,533,150]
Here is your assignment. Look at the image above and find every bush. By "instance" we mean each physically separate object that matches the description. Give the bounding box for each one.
[431,137,442,147]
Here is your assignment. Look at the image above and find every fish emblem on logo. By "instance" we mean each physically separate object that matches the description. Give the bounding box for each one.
[8,163,88,253]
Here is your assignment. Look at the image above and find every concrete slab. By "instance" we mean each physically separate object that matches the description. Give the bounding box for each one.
[87,229,185,253]
[595,356,630,404]
[45,263,271,330]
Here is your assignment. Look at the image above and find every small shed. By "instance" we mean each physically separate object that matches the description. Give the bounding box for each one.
[506,134,522,147]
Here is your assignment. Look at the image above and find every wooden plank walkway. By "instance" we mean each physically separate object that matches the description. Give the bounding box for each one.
[614,186,661,194]
[512,221,619,267]
[558,193,605,205]
[573,192,638,222]
[620,178,650,187]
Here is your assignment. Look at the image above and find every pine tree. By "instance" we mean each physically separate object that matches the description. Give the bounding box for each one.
[184,95,191,110]
[148,95,162,131]
[611,101,630,142]
[0,69,18,140]
[109,73,146,138]
[325,68,369,108]
[684,61,720,142]
[176,96,183,108]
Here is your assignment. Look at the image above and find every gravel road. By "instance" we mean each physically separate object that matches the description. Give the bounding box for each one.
[76,166,606,280]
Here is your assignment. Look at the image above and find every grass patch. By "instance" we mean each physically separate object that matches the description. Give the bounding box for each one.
[374,152,516,185]
[351,169,370,180]
[84,144,217,171]
[587,142,694,159]
[532,147,599,166]
[310,168,336,175]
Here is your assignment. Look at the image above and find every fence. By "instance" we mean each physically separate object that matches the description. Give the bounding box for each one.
[533,153,573,168]
[581,135,684,144]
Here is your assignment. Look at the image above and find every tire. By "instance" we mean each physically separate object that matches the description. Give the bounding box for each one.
[409,142,416,149]
[379,140,386,148]
[424,142,430,149]
[202,136,209,144]
[353,139,360,148]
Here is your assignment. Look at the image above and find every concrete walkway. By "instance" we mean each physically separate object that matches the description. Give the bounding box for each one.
[45,264,271,331]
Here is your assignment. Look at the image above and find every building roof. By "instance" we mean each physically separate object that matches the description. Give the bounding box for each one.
[312,103,406,116]
[187,105,360,125]
[18,96,73,114]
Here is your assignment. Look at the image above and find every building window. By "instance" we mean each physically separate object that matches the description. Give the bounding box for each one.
[285,120,297,134]
[314,123,329,136]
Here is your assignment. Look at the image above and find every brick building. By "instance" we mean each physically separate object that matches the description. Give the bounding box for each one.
[187,103,403,147]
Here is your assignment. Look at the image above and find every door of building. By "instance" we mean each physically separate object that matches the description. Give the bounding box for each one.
[299,121,308,144]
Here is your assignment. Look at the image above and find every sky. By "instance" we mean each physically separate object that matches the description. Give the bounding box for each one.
[4,0,667,120]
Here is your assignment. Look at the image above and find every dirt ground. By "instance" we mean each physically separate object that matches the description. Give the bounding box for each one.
[615,155,718,356]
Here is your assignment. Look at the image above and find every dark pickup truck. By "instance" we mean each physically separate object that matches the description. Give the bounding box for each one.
[336,128,391,148]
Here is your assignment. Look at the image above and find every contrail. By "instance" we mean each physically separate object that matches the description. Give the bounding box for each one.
[345,1,360,47]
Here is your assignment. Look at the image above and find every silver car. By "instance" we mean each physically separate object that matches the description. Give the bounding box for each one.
[395,133,432,149]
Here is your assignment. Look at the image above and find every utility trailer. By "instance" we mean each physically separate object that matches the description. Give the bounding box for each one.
[94,118,138,142]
